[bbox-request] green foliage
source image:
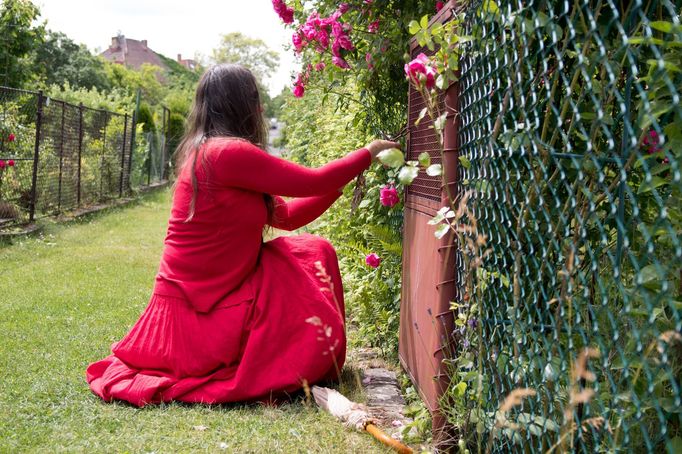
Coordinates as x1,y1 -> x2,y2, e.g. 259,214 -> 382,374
211,32 -> 279,84
280,85 -> 404,356
44,82 -> 134,112
137,103 -> 156,133
0,0 -> 43,88
33,30 -> 111,91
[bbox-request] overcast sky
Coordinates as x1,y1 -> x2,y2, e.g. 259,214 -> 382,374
35,0 -> 299,96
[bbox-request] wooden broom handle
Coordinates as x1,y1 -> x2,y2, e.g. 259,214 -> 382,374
365,423 -> 413,454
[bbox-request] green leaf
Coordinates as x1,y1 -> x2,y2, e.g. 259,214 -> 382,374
649,21 -> 674,34
452,381 -> 467,397
426,164 -> 442,176
428,212 -> 445,225
482,0 -> 499,14
639,264 -> 662,290
377,148 -> 405,168
398,165 -> 419,185
420,15 -> 429,30
435,223 -> 449,239
670,437 -> 682,454
433,113 -> 447,131
638,176 -> 668,194
646,58 -> 681,73
415,107 -> 428,126
408,20 -> 421,35
459,155 -> 471,169
418,152 -> 431,167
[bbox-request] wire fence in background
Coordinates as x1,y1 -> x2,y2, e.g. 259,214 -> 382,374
0,87 -> 169,230
445,0 -> 681,452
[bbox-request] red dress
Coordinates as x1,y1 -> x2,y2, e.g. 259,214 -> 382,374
86,138 -> 372,406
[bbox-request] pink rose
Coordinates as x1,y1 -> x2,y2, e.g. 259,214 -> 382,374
292,73 -> 306,98
292,33 -> 304,52
332,56 -> 350,69
366,52 -> 374,70
642,128 -> 662,154
7,159 -> 14,167
368,20 -> 379,33
8,133 -> 15,142
405,53 -> 437,89
335,34 -> 354,51
338,3 -> 350,14
317,30 -> 330,50
314,62 -> 326,71
436,1 -> 445,11
0,160 -> 5,169
365,253 -> 381,268
379,185 -> 400,207
272,0 -> 295,24
293,83 -> 305,98
301,23 -> 317,41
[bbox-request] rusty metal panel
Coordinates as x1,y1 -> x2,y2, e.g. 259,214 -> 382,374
399,0 -> 459,439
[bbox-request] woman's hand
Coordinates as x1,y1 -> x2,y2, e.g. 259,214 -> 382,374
365,140 -> 401,162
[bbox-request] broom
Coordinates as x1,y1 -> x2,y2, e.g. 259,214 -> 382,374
311,385 -> 413,454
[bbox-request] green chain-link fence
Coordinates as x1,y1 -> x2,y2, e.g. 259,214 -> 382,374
451,0 -> 681,451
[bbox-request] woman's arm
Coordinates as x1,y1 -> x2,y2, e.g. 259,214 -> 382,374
269,192 -> 343,231
210,140 -> 371,197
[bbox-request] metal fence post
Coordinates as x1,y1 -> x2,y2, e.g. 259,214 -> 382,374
127,111 -> 136,191
77,103 -> 83,206
57,101 -> 65,213
100,111 -> 108,200
147,132 -> 152,187
119,113 -> 128,197
28,91 -> 44,222
162,106 -> 169,180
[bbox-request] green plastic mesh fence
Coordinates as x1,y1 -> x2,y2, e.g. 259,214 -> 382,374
453,0 -> 681,451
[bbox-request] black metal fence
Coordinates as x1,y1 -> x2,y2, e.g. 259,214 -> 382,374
0,86 -> 168,229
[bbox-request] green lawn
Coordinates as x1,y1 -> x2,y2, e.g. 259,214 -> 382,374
0,189 -> 388,453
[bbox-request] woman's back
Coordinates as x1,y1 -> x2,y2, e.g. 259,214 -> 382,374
156,140 -> 268,312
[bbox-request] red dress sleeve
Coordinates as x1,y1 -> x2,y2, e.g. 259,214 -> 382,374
209,139 -> 372,197
270,192 -> 342,231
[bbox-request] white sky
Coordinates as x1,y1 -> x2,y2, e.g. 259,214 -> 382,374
35,0 -> 299,96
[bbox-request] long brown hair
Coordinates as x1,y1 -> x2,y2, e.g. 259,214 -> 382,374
174,64 -> 274,222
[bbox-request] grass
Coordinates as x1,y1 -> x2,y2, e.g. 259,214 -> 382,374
0,189 -> 390,453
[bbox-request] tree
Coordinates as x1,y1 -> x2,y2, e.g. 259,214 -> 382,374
33,30 -> 111,91
211,32 -> 279,84
0,0 -> 44,88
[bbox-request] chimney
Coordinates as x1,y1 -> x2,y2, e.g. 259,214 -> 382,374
141,40 -> 148,49
111,36 -> 119,49
177,54 -> 182,62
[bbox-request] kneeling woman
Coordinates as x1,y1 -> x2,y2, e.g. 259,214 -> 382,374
86,63 -> 397,406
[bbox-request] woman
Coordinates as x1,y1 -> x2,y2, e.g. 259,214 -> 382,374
86,64 -> 398,406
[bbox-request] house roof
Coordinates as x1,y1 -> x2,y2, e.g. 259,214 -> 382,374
101,36 -> 169,71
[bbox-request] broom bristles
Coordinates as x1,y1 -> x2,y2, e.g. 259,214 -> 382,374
311,386 -> 372,430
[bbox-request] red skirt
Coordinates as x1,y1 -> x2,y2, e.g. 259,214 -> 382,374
86,234 -> 346,406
